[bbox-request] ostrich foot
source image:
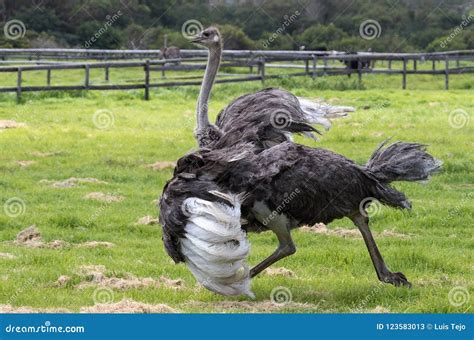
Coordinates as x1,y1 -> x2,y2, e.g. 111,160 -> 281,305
381,271 -> 412,287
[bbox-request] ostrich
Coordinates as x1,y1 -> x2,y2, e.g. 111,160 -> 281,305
158,27 -> 442,297
190,27 -> 354,149
160,139 -> 441,297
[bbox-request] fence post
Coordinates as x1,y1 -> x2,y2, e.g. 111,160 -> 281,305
312,54 -> 317,79
47,69 -> 51,86
260,58 -> 265,85
357,59 -> 362,89
413,59 -> 417,71
388,59 -> 392,70
444,57 -> 449,90
85,65 -> 90,89
17,67 -> 22,103
144,60 -> 150,100
402,58 -> 407,90
432,59 -> 436,71
105,66 -> 109,82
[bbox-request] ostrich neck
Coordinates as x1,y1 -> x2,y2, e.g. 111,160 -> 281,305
196,45 -> 221,130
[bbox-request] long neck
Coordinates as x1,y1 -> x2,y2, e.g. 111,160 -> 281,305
196,45 -> 221,130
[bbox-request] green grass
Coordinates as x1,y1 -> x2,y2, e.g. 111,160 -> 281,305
0,74 -> 473,313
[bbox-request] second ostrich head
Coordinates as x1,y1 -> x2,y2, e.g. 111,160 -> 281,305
191,27 -> 223,148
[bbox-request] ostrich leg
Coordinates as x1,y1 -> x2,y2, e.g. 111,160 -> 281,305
250,227 -> 296,278
249,203 -> 296,278
351,213 -> 411,287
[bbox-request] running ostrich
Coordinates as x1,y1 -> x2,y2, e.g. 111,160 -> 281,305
158,27 -> 442,297
189,27 -> 354,149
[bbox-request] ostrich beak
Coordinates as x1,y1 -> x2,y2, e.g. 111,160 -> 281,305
191,34 -> 204,43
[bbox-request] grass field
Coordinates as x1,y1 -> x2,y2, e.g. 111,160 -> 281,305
0,74 -> 473,313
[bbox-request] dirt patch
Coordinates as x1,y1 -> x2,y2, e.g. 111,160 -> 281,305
366,306 -> 390,313
16,160 -> 36,168
135,215 -> 159,225
0,252 -> 17,259
39,177 -> 108,188
145,161 -> 176,171
299,223 -> 360,238
299,223 -> 409,239
379,230 -> 410,238
31,151 -> 63,157
264,267 -> 295,277
159,275 -> 184,289
0,120 -> 26,129
0,305 -> 71,313
16,225 -> 41,243
14,225 -> 69,249
77,241 -> 115,248
371,131 -> 384,137
80,298 -> 177,313
55,275 -> 71,287
75,265 -> 183,290
84,192 -> 124,202
186,301 -> 320,313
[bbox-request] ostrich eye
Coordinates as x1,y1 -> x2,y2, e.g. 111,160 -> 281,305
202,32 -> 210,38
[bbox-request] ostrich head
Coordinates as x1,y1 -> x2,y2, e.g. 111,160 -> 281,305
192,27 -> 222,49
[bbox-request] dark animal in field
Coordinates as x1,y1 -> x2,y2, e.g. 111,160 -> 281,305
158,27 -> 442,297
160,46 -> 181,60
340,53 -> 372,78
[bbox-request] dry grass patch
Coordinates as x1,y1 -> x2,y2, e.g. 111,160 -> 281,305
0,120 -> 26,129
264,267 -> 295,277
84,192 -> 124,202
300,223 -> 409,239
135,215 -> 159,225
0,252 -> 17,259
80,298 -> 177,313
75,265 -> 184,290
16,160 -> 36,168
145,161 -> 176,171
14,225 -> 69,249
39,177 -> 108,188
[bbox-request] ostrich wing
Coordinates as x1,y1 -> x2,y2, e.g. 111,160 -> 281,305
215,88 -> 354,146
159,143 -> 304,297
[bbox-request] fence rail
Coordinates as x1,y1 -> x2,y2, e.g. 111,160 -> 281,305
0,49 -> 473,101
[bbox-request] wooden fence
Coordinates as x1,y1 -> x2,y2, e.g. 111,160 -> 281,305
0,49 -> 473,101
